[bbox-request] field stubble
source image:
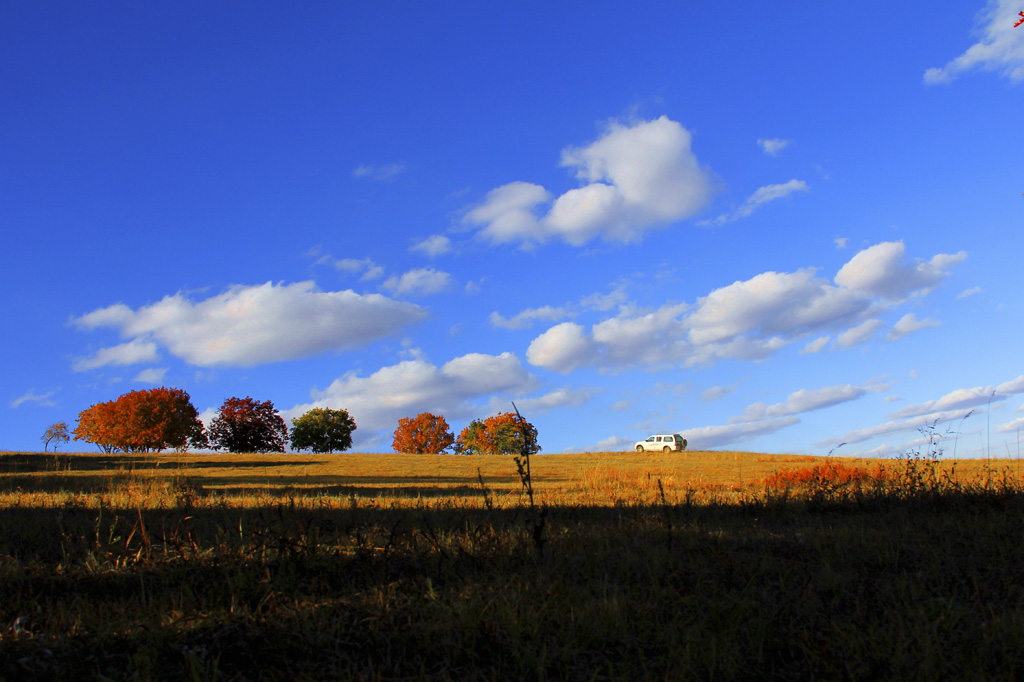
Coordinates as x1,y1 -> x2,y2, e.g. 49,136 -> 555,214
1,449 -> 1024,680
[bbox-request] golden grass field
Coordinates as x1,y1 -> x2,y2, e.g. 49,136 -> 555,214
4,449 -> 1024,680
5,448 -> 1021,509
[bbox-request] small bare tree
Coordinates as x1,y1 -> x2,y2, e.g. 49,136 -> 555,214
41,421 -> 70,452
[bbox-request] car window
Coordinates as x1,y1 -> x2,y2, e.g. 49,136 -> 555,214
646,437 -> 655,442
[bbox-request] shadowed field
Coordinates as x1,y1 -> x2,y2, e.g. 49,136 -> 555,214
2,450 -> 1024,680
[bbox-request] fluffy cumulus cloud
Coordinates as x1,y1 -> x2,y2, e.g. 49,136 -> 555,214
527,322 -> 600,374
702,179 -> 809,225
834,241 -> 966,300
381,268 -> 453,296
464,117 -> 714,246
525,241 -> 964,373
924,0 -> 1024,83
73,281 -> 428,368
287,352 -> 539,433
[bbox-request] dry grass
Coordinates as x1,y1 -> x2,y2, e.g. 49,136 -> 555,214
2,449 -> 1024,680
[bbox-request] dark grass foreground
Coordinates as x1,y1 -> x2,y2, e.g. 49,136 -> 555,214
2,465 -> 1024,680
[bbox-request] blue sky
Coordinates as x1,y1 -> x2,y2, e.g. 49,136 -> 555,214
3,1 -> 1023,456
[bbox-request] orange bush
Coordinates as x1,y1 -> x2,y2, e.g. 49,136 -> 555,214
761,461 -> 890,490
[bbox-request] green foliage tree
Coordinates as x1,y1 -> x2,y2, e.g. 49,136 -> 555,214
41,421 -> 70,452
290,407 -> 357,453
209,396 -> 288,453
392,412 -> 455,454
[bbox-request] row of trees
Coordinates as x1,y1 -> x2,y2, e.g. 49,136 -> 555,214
67,387 -> 540,455
392,411 -> 540,455
71,388 -> 356,454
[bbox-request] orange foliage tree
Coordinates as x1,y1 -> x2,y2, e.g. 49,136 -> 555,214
73,387 -> 207,453
455,412 -> 540,455
392,412 -> 455,454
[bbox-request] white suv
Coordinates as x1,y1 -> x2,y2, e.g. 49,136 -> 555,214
635,434 -> 688,452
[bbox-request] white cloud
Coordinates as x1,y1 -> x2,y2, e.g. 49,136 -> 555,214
333,258 -> 385,281
73,338 -> 160,371
886,313 -> 941,341
687,268 -> 864,346
464,182 -> 550,244
352,162 -> 407,181
820,408 -> 975,447
563,435 -> 637,453
703,179 -> 808,225
382,268 -> 453,296
527,322 -> 600,374
10,388 -> 58,409
73,281 -> 429,367
821,375 -> 1024,448
287,352 -> 539,433
580,285 -> 630,312
488,387 -> 592,414
998,416 -> 1024,434
735,384 -> 867,422
524,241 -> 965,373
757,138 -> 791,156
592,303 -> 691,367
464,117 -> 715,246
133,367 -> 168,384
887,375 -> 1024,420
701,385 -> 733,402
834,319 -> 884,349
834,237 -> 848,249
679,416 -> 801,450
410,235 -> 453,257
957,286 -> 983,300
490,306 -> 567,330
800,336 -> 831,355
834,241 -> 966,301
924,0 -> 1024,83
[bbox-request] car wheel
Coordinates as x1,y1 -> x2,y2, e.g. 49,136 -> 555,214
663,446 -> 671,452
636,445 -> 644,452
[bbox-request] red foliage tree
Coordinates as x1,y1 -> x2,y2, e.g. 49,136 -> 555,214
208,397 -> 288,453
455,412 -> 540,455
392,412 -> 455,454
73,387 -> 207,453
